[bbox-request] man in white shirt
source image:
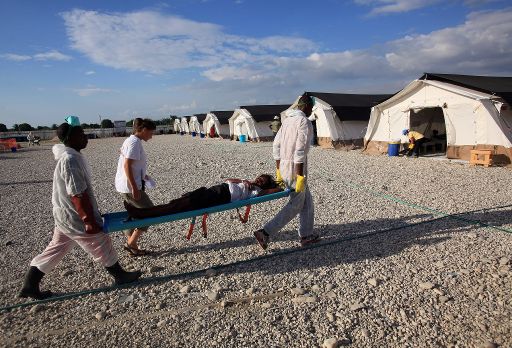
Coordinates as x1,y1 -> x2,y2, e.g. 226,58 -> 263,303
254,93 -> 319,250
19,121 -> 141,300
115,118 -> 156,256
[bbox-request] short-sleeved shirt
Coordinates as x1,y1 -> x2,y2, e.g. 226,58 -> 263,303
51,144 -> 102,235
115,135 -> 147,193
227,182 -> 261,202
407,131 -> 424,141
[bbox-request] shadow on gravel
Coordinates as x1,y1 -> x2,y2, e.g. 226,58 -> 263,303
168,206 -> 512,276
5,207 -> 512,311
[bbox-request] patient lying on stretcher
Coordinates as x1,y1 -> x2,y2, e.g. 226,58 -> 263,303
124,174 -> 282,219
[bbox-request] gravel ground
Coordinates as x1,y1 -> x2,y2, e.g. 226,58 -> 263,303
0,135 -> 511,348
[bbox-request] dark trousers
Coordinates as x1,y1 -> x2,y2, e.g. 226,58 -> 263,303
125,184 -> 231,219
407,137 -> 428,157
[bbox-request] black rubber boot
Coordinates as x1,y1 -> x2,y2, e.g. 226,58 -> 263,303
18,266 -> 53,300
105,262 -> 142,285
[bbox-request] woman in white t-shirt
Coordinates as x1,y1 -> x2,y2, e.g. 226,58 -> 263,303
123,174 -> 281,219
115,118 -> 156,256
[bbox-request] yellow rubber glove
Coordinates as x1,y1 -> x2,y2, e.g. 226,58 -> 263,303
276,168 -> 286,189
295,175 -> 306,193
276,168 -> 283,182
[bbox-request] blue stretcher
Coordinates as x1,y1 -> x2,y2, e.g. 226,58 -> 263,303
102,189 -> 292,238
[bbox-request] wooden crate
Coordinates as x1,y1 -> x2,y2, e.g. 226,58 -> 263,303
470,149 -> 493,167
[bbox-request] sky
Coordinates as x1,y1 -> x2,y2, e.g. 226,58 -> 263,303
1,0 -> 511,127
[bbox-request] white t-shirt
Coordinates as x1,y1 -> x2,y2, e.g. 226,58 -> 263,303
51,144 -> 102,235
227,182 -> 261,202
115,135 -> 147,193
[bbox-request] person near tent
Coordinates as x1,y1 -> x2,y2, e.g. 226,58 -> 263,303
115,118 -> 157,256
253,93 -> 320,250
27,131 -> 34,146
269,116 -> 282,138
209,125 -> 216,138
19,119 -> 141,300
308,114 -> 318,146
124,174 -> 281,219
403,129 -> 429,157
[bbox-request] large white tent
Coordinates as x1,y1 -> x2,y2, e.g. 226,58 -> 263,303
364,73 -> 512,164
229,105 -> 289,141
173,118 -> 182,133
203,111 -> 232,138
282,92 -> 392,148
180,117 -> 190,134
189,114 -> 207,135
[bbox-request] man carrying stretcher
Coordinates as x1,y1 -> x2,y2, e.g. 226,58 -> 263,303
124,174 -> 281,219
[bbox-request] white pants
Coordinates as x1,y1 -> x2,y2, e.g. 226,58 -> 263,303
30,227 -> 119,274
264,187 -> 314,238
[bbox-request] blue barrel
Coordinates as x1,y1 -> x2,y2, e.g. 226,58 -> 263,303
191,131 -> 196,137
388,142 -> 400,156
239,134 -> 247,142
199,132 -> 205,138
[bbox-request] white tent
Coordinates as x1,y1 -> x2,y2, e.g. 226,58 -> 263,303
229,105 -> 288,141
282,92 -> 391,149
173,118 -> 182,133
364,73 -> 512,163
180,117 -> 190,134
188,114 -> 205,135
203,111 -> 232,138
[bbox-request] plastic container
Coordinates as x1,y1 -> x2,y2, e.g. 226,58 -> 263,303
191,131 -> 196,137
239,134 -> 247,142
180,132 -> 184,136
11,147 -> 17,152
388,141 -> 400,156
199,132 -> 205,138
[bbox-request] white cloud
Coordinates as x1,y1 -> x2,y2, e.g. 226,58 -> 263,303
61,9 -> 316,74
73,87 -> 113,97
33,50 -> 72,61
0,53 -> 32,61
1,50 -> 71,62
385,9 -> 512,73
354,0 -> 442,14
60,8 -> 512,112
85,70 -> 96,75
354,0 -> 504,15
157,101 -> 198,114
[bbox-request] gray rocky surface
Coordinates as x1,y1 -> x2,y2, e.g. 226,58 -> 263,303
0,135 -> 511,347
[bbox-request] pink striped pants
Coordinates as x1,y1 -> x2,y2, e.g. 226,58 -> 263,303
30,227 -> 119,274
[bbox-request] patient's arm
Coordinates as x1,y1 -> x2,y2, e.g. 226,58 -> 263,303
257,188 -> 283,196
224,178 -> 242,183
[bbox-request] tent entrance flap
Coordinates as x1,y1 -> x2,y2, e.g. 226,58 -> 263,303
409,107 -> 447,155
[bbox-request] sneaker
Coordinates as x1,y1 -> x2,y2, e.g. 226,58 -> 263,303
253,229 -> 269,250
300,234 -> 321,247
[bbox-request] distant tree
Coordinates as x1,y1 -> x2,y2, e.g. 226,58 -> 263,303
18,123 -> 33,131
0,123 -> 7,132
159,118 -> 171,125
37,126 -> 50,130
51,124 -> 58,130
126,120 -> 133,127
90,123 -> 100,129
101,119 -> 114,128
13,124 -> 19,131
81,123 -> 90,129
